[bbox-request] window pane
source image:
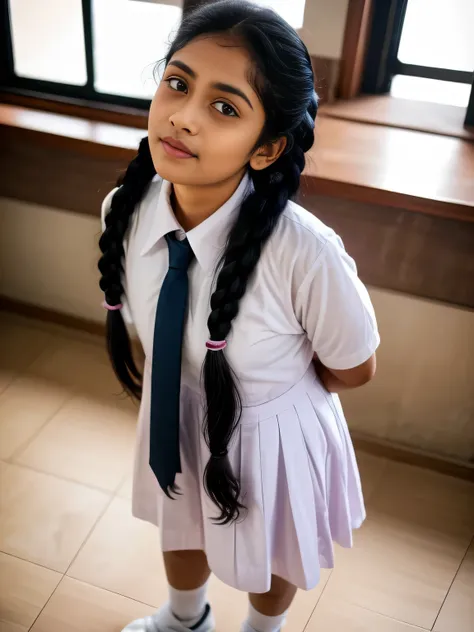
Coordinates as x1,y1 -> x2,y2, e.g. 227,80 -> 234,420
391,75 -> 472,107
398,0 -> 474,72
92,0 -> 182,99
8,0 -> 87,85
252,0 -> 306,30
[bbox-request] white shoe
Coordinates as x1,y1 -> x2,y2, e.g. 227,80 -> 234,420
122,603 -> 215,632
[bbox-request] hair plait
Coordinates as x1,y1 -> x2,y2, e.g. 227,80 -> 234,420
98,137 -> 156,398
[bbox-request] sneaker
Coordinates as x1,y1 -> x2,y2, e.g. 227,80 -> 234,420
121,603 -> 215,632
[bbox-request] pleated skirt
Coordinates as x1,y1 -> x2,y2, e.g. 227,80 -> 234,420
132,363 -> 365,593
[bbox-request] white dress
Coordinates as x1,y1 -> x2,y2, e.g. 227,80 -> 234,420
101,174 -> 380,594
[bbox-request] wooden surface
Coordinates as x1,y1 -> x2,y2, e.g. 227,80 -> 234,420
322,95 -> 474,140
299,193 -> 474,309
1,103 -> 473,221
0,127 -> 129,216
0,104 -> 143,158
305,117 -> 474,221
0,91 -> 149,129
338,0 -> 374,99
1,129 -> 473,308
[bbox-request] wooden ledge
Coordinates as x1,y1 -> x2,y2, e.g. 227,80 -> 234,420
1,103 -> 473,222
321,95 -> 474,141
305,116 -> 474,222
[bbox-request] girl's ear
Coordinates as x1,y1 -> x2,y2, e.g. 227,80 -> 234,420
250,136 -> 287,171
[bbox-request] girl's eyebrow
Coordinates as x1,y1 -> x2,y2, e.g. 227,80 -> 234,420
167,60 -> 254,110
168,60 -> 197,78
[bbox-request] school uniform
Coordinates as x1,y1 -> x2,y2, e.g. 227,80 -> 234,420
101,173 -> 380,594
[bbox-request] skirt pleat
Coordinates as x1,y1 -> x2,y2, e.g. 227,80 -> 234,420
132,364 -> 366,593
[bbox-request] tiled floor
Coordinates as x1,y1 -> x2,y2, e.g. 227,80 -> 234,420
0,311 -> 473,632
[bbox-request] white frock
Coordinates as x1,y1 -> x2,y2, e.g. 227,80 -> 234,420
101,174 -> 380,594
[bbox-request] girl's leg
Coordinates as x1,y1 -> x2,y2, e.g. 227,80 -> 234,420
163,550 -> 211,589
245,575 -> 297,632
163,550 -> 212,626
121,551 -> 213,631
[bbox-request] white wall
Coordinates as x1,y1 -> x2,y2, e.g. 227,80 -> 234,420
0,198 -> 104,323
1,197 -> 473,464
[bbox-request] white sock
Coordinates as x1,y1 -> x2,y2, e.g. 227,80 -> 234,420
241,603 -> 288,632
169,582 -> 208,627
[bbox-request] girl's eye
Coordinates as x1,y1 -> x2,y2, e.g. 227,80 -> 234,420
213,101 -> 238,117
167,78 -> 188,93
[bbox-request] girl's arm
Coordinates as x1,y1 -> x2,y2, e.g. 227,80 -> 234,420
294,232 -> 380,394
313,353 -> 376,393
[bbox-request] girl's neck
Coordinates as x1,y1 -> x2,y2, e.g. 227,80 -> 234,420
171,169 -> 246,232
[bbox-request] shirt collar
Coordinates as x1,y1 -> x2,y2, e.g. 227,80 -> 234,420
140,173 -> 251,274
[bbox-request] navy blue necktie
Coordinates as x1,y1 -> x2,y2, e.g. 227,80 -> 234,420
150,233 -> 194,495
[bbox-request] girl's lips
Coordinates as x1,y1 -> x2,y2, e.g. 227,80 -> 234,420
161,139 -> 196,159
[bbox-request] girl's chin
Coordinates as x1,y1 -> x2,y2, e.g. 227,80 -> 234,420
151,155 -> 196,180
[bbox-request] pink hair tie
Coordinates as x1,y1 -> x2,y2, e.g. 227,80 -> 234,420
102,301 -> 123,311
206,339 -> 227,351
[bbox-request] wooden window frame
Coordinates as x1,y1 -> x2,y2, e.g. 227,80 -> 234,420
338,0 -> 474,128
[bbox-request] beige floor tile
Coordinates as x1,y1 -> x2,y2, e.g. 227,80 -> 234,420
355,451 -> 388,505
0,318 -> 55,373
208,570 -> 330,632
116,470 -> 134,500
0,373 -> 13,399
68,497 -> 166,607
0,462 -> 110,572
68,495 -> 331,630
28,336 -> 137,411
0,375 -> 70,461
0,310 -> 107,349
434,541 -> 474,632
0,552 -> 61,632
323,462 -> 474,629
15,395 -> 137,492
0,318 -> 55,396
370,461 -> 474,540
30,576 -> 156,632
307,594 -> 425,631
0,371 -> 16,400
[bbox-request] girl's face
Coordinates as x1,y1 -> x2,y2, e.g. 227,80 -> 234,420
148,35 -> 275,186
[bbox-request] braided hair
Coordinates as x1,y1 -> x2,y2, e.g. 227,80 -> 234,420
98,0 -> 318,524
98,137 -> 155,399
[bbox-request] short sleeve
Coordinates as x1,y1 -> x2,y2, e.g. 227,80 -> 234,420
100,187 -> 134,326
295,235 -> 380,370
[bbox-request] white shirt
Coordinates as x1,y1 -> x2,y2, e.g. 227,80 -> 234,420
102,174 -> 379,406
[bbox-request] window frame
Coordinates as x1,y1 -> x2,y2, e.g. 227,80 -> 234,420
0,0 -> 193,112
361,0 -> 474,125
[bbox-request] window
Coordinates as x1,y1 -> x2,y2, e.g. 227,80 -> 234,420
8,0 -> 88,86
362,0 -> 474,124
1,0 -> 182,109
397,0 -> 473,74
93,0 -> 181,99
1,0 -> 306,111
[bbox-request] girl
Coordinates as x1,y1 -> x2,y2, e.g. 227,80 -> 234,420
99,2 -> 379,631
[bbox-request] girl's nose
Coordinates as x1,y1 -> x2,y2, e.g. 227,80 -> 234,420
169,105 -> 199,135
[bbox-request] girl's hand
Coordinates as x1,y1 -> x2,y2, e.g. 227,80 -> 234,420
313,353 -> 376,393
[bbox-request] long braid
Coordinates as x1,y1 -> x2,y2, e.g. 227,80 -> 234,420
203,96 -> 318,524
98,137 -> 156,399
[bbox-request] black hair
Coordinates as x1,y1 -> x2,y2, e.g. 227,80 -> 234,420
99,0 -> 318,524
